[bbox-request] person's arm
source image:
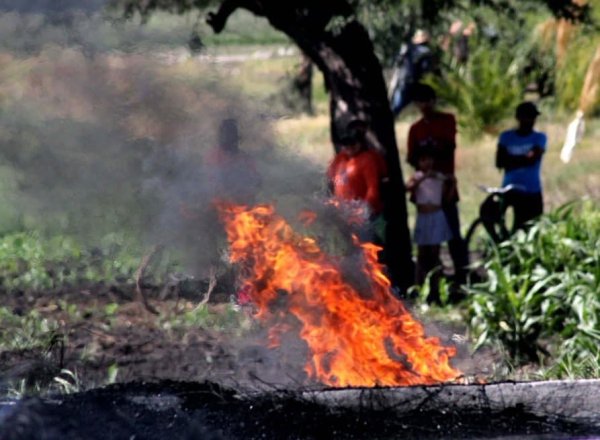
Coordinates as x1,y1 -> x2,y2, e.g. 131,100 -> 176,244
363,160 -> 383,213
433,114 -> 457,162
496,144 -> 544,170
434,141 -> 456,165
526,145 -> 544,161
326,156 -> 339,196
407,126 -> 418,168
442,174 -> 457,203
405,171 -> 425,192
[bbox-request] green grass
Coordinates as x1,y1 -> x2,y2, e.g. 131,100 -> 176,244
0,231 -> 150,291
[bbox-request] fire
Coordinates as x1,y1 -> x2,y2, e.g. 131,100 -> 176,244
217,202 -> 461,387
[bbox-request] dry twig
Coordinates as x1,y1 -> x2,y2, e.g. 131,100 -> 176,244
134,245 -> 163,315
198,265 -> 217,306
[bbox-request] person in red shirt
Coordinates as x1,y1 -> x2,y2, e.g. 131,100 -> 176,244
407,83 -> 467,287
327,130 -> 387,216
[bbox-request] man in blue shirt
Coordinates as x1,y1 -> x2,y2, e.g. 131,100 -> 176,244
496,101 -> 547,230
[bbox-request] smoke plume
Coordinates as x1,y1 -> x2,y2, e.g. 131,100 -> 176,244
0,42 -> 324,279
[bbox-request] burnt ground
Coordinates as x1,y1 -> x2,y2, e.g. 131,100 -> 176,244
0,281 -> 316,395
2,283 -> 599,439
2,379 -> 600,439
0,280 -> 501,396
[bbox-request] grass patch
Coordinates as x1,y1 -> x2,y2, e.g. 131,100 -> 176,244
0,231 -> 149,292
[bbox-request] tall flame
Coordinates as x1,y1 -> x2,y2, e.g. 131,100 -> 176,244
217,202 -> 461,387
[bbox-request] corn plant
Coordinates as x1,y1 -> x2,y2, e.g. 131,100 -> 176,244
465,200 -> 600,366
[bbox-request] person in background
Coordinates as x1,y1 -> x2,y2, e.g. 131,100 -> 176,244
406,145 -> 456,303
327,123 -> 387,242
328,132 -> 386,215
203,118 -> 262,204
389,30 -> 440,117
496,102 -> 547,230
193,118 -> 263,306
441,20 -> 476,65
407,83 -> 468,286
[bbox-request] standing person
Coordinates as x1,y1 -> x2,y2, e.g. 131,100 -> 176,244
406,146 -> 455,303
389,30 -> 439,117
327,125 -> 387,241
203,118 -> 262,204
496,102 -> 547,230
407,83 -> 468,285
197,118 -> 262,306
441,20 -> 476,65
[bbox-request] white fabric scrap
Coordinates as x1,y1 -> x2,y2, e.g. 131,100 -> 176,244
560,110 -> 585,163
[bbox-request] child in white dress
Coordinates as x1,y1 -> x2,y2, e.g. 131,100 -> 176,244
406,146 -> 455,300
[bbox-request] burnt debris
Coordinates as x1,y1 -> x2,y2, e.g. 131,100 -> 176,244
1,379 -> 600,439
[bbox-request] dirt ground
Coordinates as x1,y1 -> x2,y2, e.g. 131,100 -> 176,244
0,283 -> 271,393
0,280 -> 499,396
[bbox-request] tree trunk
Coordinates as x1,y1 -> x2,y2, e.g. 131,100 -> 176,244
208,1 -> 414,291
292,51 -> 314,115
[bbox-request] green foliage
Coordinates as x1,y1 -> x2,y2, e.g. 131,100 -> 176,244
466,200 -> 600,366
106,363 -> 119,384
161,303 -> 253,334
0,307 -> 59,351
555,32 -> 600,113
427,41 -> 525,136
358,0 -> 586,66
0,231 -> 155,291
542,351 -> 600,379
409,268 -> 453,305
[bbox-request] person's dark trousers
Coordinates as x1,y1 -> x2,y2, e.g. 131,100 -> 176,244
443,202 -> 469,284
391,84 -> 413,116
505,191 -> 544,231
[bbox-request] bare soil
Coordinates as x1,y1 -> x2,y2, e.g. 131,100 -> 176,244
0,283 -> 272,393
0,279 -> 501,396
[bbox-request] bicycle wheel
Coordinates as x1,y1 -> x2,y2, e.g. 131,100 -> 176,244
465,218 -> 495,265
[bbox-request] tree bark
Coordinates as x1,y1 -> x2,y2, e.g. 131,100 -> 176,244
293,51 -> 314,115
208,0 -> 414,291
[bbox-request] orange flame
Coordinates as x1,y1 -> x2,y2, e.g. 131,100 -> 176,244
217,202 -> 461,387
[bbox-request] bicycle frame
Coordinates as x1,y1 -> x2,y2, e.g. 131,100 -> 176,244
466,185 -> 522,260
479,192 -> 511,243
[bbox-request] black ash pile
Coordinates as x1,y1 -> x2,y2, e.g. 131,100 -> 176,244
2,380 -> 600,439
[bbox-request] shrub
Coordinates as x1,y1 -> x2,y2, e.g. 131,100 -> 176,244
466,200 -> 600,366
426,41 -> 527,137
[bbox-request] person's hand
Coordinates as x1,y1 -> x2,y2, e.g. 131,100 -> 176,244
449,20 -> 463,35
413,171 -> 426,183
526,146 -> 543,160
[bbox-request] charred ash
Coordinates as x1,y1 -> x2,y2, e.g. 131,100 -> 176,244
2,379 -> 600,439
